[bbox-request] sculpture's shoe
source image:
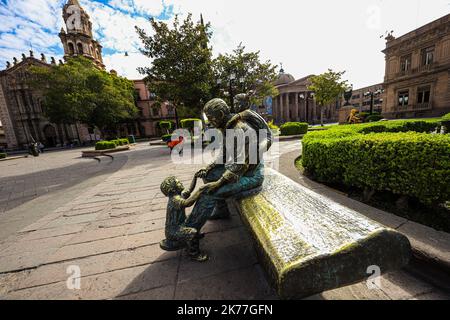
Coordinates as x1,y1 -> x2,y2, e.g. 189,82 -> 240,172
159,239 -> 186,252
188,251 -> 209,263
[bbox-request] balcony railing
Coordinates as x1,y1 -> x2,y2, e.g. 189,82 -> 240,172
393,102 -> 432,112
394,62 -> 437,78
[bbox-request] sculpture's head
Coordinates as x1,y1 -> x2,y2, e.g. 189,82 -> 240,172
204,98 -> 231,129
160,176 -> 184,197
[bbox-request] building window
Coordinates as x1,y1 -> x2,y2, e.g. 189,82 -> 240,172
398,90 -> 409,107
68,42 -> 75,55
77,43 -> 84,54
400,54 -> 411,72
167,106 -> 175,116
421,46 -> 434,66
417,86 -> 431,104
152,107 -> 159,117
135,89 -> 142,101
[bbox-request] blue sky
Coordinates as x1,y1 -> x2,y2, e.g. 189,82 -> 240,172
1,0 -> 450,87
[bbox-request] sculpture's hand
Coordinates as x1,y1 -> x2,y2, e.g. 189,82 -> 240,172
225,114 -> 241,129
200,181 -> 222,194
181,190 -> 191,199
196,168 -> 209,179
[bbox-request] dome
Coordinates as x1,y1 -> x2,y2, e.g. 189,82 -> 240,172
274,69 -> 295,86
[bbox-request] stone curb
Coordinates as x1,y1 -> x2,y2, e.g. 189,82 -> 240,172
81,146 -> 131,158
149,140 -> 167,146
277,134 -> 304,141
0,155 -> 29,162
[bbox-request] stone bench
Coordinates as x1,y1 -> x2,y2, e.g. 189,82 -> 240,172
227,169 -> 411,299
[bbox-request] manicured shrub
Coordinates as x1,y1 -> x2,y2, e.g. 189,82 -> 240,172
158,121 -> 175,135
442,113 -> 450,122
302,122 -> 450,205
0,153 -> 6,159
95,141 -> 116,150
280,122 -> 308,136
181,119 -> 202,132
365,115 -> 383,122
162,134 -> 172,143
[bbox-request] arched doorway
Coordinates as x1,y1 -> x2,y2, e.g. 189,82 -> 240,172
43,125 -> 57,147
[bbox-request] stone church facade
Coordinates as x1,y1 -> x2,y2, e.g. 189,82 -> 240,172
0,0 -> 105,150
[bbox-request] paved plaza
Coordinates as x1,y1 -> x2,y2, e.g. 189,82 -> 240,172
0,142 -> 448,300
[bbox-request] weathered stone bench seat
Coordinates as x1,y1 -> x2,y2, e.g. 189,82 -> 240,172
228,169 -> 411,299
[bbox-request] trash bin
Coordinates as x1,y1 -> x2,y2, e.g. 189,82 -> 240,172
128,135 -> 136,144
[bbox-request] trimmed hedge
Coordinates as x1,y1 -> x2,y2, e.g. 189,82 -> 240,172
159,121 -> 175,134
181,119 -> 202,131
302,120 -> 450,205
442,113 -> 450,122
365,115 -> 383,123
111,138 -> 129,146
280,122 -> 308,136
0,153 -> 6,159
95,141 -> 117,150
162,134 -> 172,143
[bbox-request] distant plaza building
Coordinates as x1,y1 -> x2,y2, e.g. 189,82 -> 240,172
133,79 -> 177,137
349,83 -> 384,113
272,68 -> 340,125
382,14 -> 450,119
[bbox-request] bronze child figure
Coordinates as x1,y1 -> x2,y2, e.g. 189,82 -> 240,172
159,175 -> 209,262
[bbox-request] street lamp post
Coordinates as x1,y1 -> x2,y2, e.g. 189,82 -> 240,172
218,73 -> 245,107
299,92 -> 315,124
364,88 -> 384,115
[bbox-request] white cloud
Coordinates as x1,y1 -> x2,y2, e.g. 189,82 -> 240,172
164,0 -> 450,88
103,51 -> 151,79
1,0 -> 450,87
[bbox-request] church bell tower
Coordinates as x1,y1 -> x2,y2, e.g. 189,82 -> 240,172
59,0 -> 105,69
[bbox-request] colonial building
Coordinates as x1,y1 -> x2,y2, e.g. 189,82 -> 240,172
272,68 -> 340,124
133,79 -> 177,138
0,0 -> 178,149
0,52 -> 92,149
0,0 -> 108,150
382,14 -> 450,118
349,83 -> 384,113
0,121 -> 6,148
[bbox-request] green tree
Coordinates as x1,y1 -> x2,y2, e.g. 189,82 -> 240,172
308,69 -> 349,126
136,14 -> 214,119
29,57 -> 137,139
213,43 -> 278,107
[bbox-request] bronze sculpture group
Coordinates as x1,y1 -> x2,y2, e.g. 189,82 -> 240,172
160,94 -> 272,262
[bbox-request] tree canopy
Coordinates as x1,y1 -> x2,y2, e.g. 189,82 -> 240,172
213,43 -> 278,107
29,57 -> 137,138
308,69 -> 349,125
136,14 -> 214,119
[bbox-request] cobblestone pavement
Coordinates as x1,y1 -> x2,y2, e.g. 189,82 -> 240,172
0,141 -> 448,300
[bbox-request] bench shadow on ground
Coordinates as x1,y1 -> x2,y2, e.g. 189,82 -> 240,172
0,156 -> 128,212
115,212 -> 278,300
